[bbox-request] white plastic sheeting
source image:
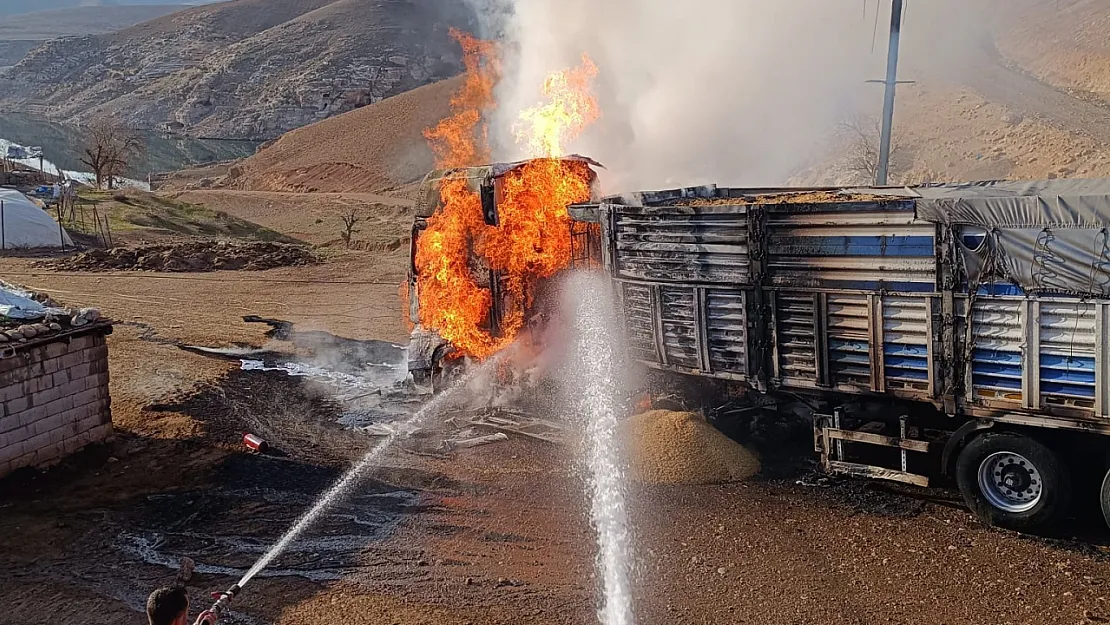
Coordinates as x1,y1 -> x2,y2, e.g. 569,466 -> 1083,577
0,189 -> 72,248
0,280 -> 67,320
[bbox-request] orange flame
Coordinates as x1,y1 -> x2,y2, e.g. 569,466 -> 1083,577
514,54 -> 601,158
416,35 -> 600,359
423,29 -> 501,168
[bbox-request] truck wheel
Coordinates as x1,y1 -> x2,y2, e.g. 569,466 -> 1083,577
1099,467 -> 1110,531
956,432 -> 1071,530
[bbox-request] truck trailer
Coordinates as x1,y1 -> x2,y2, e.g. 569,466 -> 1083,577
567,178 -> 1110,531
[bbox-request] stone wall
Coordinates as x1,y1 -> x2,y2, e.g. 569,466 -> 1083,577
0,324 -> 113,477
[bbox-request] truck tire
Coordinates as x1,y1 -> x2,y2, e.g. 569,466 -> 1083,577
1099,467 -> 1110,531
956,432 -> 1071,530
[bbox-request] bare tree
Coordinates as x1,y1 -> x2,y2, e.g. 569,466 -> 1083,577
80,121 -> 144,189
339,209 -> 363,249
839,116 -> 908,185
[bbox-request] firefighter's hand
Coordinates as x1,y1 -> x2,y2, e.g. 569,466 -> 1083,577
193,609 -> 219,625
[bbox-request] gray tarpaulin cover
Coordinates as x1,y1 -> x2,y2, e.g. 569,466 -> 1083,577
914,178 -> 1110,296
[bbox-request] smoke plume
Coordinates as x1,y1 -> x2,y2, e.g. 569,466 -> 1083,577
477,0 -> 998,191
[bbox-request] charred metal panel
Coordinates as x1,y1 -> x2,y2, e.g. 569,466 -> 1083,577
826,293 -> 872,389
706,288 -> 748,375
611,205 -> 750,284
620,282 -> 659,363
882,296 -> 932,395
764,202 -> 935,292
774,291 -> 818,383
569,221 -> 602,270
660,286 -> 700,370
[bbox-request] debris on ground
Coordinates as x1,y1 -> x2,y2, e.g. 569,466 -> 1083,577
623,410 -> 760,485
176,557 -> 195,584
39,240 -> 317,273
451,409 -> 566,445
445,432 -> 509,450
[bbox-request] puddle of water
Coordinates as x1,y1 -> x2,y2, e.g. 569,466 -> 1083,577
118,454 -> 421,583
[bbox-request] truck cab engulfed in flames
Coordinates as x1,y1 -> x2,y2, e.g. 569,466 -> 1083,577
406,156 -> 602,387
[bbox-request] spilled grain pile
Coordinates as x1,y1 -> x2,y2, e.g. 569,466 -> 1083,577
622,410 -> 760,485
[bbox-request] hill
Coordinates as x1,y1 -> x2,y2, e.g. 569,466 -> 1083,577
0,6 -> 190,40
995,0 -> 1110,103
0,0 -> 474,139
224,76 -> 461,194
0,0 -> 219,17
0,5 -> 193,66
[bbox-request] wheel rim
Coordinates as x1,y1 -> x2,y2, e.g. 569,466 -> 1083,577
977,451 -> 1044,513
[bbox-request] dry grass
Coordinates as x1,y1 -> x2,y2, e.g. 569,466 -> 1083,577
70,189 -> 298,246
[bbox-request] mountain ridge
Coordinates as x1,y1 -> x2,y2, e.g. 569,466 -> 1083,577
0,0 -> 474,139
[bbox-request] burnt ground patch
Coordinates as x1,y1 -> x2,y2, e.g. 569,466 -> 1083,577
149,367 -> 367,466
120,452 -> 422,583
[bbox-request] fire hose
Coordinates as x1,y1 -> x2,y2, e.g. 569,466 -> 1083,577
192,584 -> 240,625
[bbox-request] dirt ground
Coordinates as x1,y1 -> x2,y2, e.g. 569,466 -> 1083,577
3,219 -> 1110,625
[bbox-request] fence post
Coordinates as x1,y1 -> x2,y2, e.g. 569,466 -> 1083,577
56,203 -> 65,251
1,200 -> 5,251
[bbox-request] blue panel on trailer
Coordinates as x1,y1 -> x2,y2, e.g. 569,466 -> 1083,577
884,344 -> 928,357
1039,354 -> 1096,390
818,280 -> 936,292
972,361 -> 1024,379
1041,354 -> 1095,372
972,348 -> 1023,365
887,367 -> 930,381
976,282 -> 1025,296
973,375 -> 1023,390
885,355 -> 928,369
1042,382 -> 1096,398
769,235 -> 935,257
1040,369 -> 1097,385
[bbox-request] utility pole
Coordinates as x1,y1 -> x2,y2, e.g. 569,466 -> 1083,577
876,0 -> 904,186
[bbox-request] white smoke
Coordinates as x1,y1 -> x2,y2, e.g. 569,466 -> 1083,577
480,0 -> 998,191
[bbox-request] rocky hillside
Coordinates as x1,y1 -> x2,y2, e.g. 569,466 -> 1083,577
167,76 -> 461,194
0,0 -> 223,19
0,5 -> 192,67
0,0 -> 474,139
0,6 -> 189,40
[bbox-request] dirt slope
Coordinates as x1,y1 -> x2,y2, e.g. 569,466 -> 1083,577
0,0 -> 473,139
801,0 -> 1110,187
995,0 -> 1110,103
227,76 -> 461,194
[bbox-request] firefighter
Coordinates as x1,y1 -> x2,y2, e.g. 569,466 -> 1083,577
146,586 -> 189,625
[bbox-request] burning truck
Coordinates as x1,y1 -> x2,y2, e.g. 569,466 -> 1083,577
406,156 -> 602,388
407,143 -> 1110,533
401,28 -> 1110,533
